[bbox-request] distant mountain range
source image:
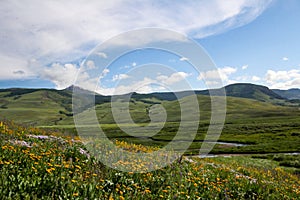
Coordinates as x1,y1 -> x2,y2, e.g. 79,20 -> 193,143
148,83 -> 288,102
1,83 -> 300,126
1,83 -> 299,103
272,88 -> 300,100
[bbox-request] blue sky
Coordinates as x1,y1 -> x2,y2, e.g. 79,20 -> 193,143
0,0 -> 299,94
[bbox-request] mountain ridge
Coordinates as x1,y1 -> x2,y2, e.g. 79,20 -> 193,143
1,83 -> 298,102
1,83 -> 299,126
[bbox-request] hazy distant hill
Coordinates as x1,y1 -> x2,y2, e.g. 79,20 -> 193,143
149,83 -> 287,103
272,88 -> 300,100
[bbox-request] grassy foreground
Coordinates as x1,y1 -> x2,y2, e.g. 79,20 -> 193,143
0,121 -> 299,199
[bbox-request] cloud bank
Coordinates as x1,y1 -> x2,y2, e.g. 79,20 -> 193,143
0,0 -> 272,89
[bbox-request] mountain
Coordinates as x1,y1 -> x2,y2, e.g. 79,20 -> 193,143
223,83 -> 286,101
272,88 -> 300,100
0,83 -> 298,126
147,83 -> 287,103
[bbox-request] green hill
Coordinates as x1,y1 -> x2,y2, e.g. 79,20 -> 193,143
1,85 -> 300,154
0,84 -> 299,126
0,88 -> 73,125
224,83 -> 285,101
141,83 -> 291,104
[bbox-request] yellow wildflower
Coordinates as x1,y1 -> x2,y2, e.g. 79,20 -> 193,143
73,193 -> 79,197
145,189 -> 151,194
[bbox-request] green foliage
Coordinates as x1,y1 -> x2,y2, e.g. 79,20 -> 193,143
0,122 -> 299,199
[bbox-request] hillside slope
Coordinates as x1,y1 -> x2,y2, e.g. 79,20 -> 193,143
0,88 -> 72,125
1,84 -> 299,126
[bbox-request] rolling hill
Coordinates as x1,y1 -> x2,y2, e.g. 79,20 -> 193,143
0,83 -> 299,126
138,83 -> 291,104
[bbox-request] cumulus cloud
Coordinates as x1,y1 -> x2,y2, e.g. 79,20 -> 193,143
179,57 -> 189,61
265,69 -> 300,89
112,74 -> 130,82
282,57 -> 289,61
157,72 -> 190,85
96,52 -> 108,59
242,65 -> 248,70
95,71 -> 191,95
102,69 -> 110,76
86,60 -> 96,69
198,67 -> 237,85
97,77 -> 155,95
252,76 -> 261,81
0,0 -> 272,89
40,63 -> 79,89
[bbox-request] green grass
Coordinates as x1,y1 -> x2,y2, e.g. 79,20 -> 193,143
0,121 -> 299,199
2,88 -> 300,155
0,90 -> 71,126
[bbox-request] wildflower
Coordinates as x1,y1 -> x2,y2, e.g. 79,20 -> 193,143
119,196 -> 125,200
46,168 -> 55,174
162,190 -> 168,193
4,161 -> 10,165
75,165 -> 81,169
71,179 -> 77,183
73,193 -> 79,197
145,189 -> 151,194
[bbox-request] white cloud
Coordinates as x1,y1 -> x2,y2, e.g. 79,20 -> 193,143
198,66 -> 237,82
97,77 -> 155,95
96,72 -> 192,95
102,69 -> 110,76
99,68 -> 110,80
96,52 -> 108,59
86,60 -> 96,69
282,57 -> 289,61
265,69 -> 300,89
179,57 -> 189,61
0,55 -> 34,80
252,76 -> 261,81
40,63 -> 79,89
132,62 -> 137,67
157,72 -> 190,85
242,65 -> 248,70
112,74 -> 130,82
0,0 -> 271,84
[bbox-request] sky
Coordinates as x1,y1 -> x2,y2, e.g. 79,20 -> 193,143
0,0 -> 300,94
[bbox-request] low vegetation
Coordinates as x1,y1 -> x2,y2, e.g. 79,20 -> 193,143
0,121 -> 299,199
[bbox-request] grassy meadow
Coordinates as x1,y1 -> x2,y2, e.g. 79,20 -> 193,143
0,121 -> 299,199
1,86 -> 300,199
